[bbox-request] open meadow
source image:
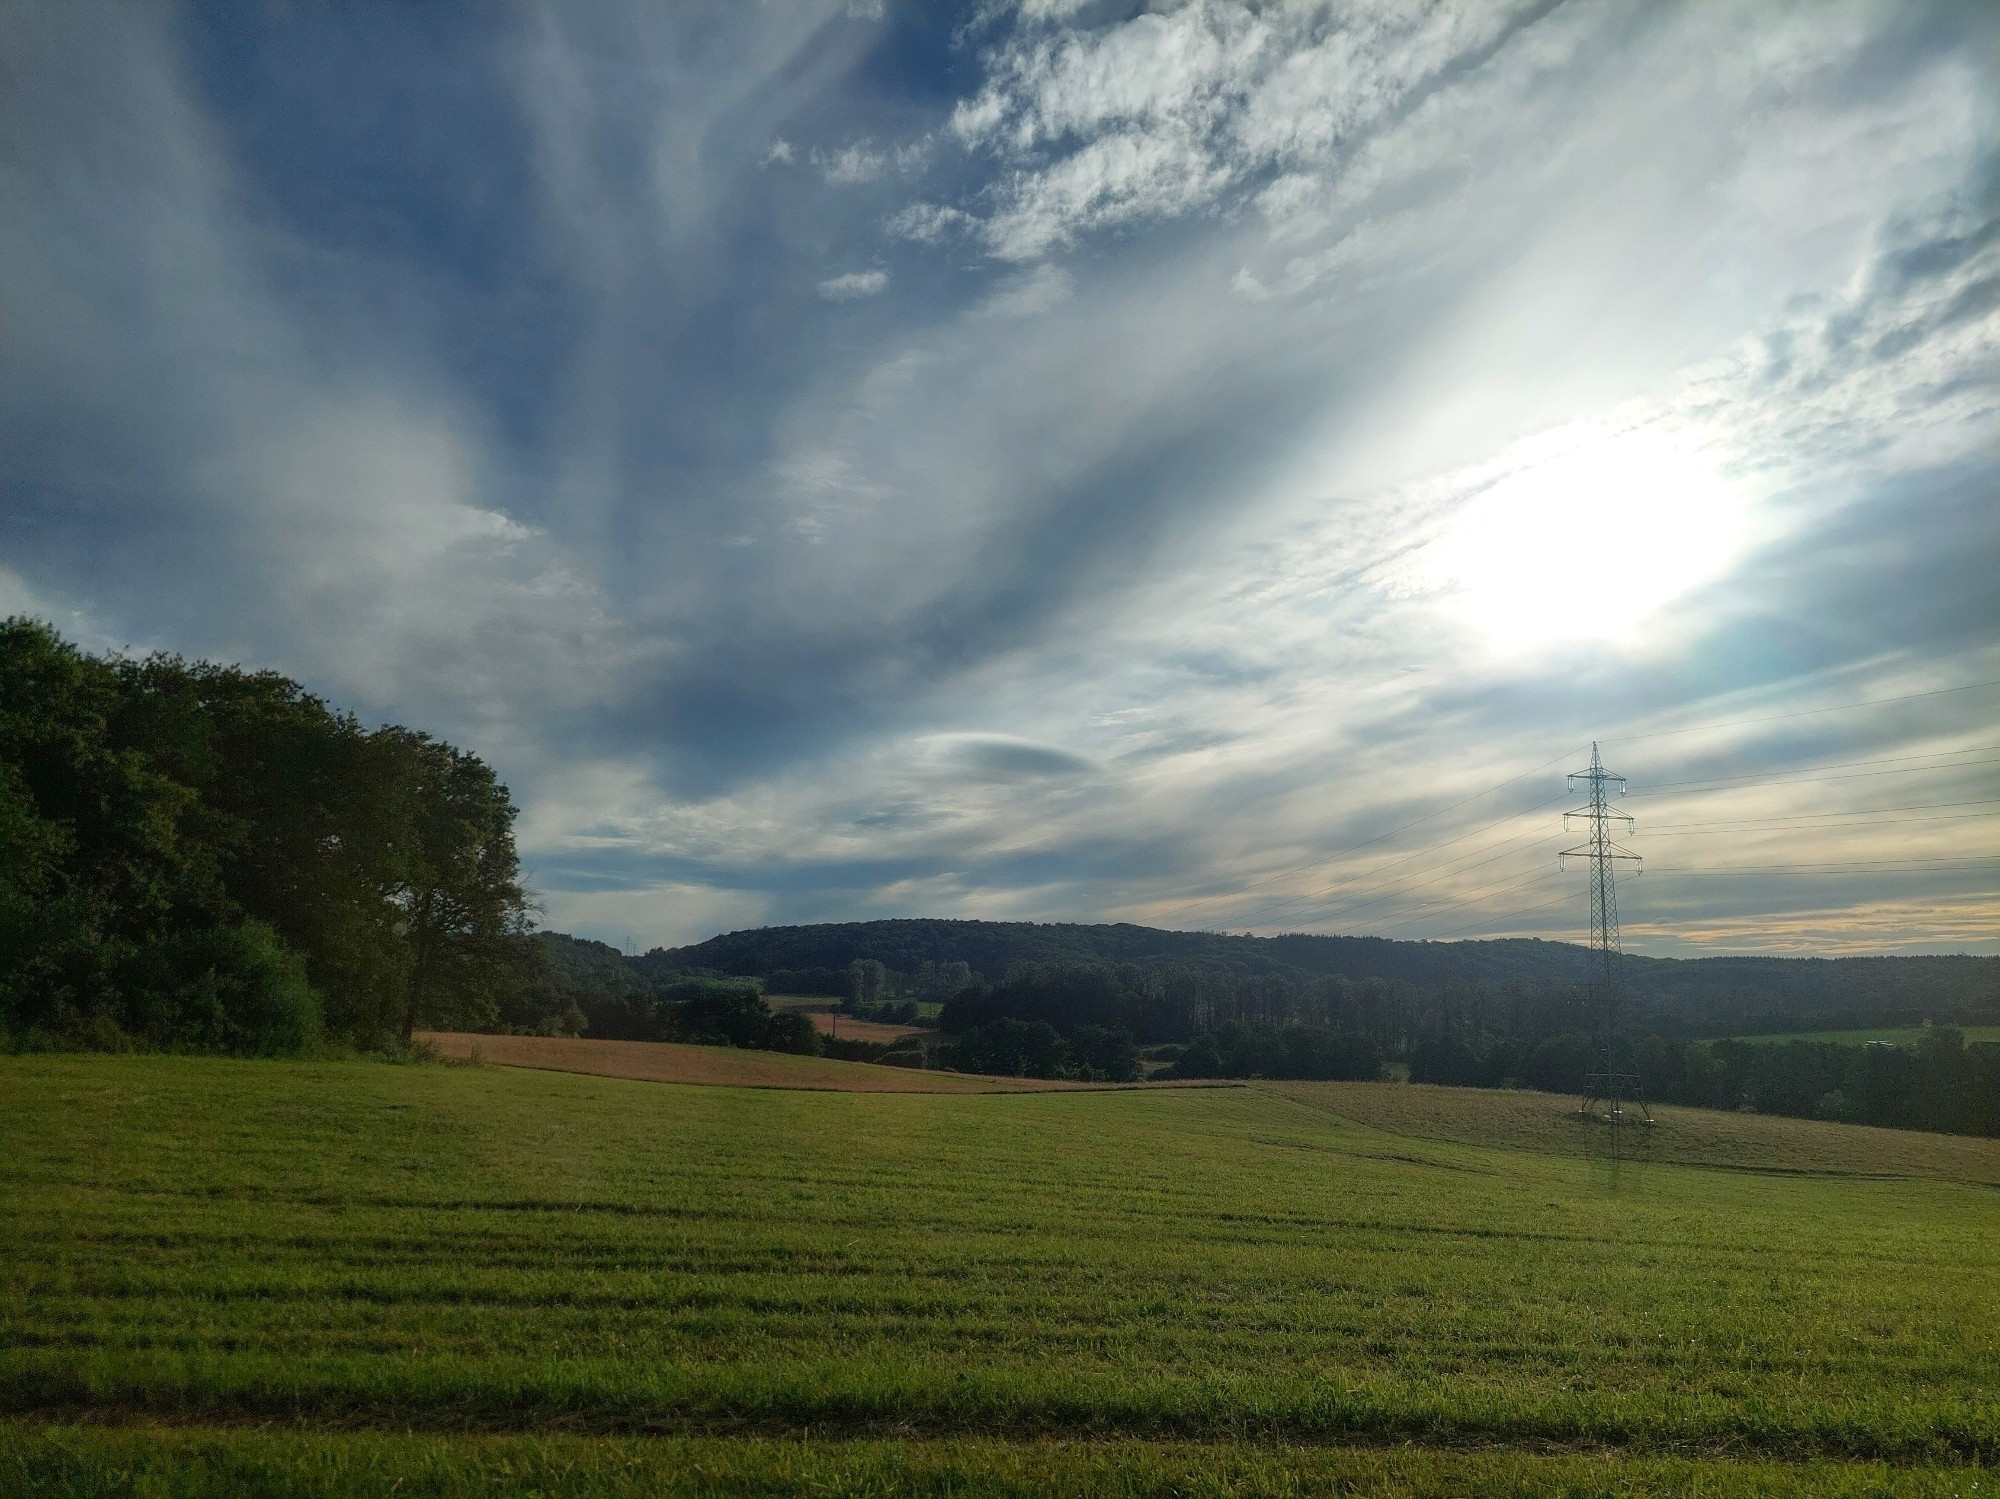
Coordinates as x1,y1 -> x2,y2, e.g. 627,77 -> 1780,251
413,1031 -> 1066,1092
3,1053 -> 1997,1496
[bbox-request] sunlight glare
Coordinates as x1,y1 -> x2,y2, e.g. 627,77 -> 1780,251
1432,427 -> 1745,649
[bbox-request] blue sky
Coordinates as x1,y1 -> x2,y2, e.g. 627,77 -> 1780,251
4,1 -> 1996,956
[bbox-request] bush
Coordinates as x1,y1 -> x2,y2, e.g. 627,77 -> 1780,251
763,1009 -> 823,1056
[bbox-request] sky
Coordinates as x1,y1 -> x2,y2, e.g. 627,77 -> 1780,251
3,0 -> 1996,958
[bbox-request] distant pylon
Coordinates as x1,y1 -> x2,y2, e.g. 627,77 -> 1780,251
1560,743 -> 1652,1128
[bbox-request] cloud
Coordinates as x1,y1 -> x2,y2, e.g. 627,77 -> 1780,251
3,1 -> 1995,953
885,201 -> 972,243
943,2 -> 1533,259
928,733 -> 1103,781
818,269 -> 890,300
970,263 -> 1073,319
813,139 -> 928,185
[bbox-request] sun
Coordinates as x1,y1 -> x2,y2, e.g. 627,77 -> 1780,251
1430,426 -> 1747,649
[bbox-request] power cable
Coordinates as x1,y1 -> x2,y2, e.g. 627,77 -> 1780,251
1628,745 -> 2000,792
1644,797 -> 2000,829
1603,678 -> 2000,745
1639,810 -> 2000,836
1152,744 -> 1587,923
1369,865 -> 1569,935
1648,855 -> 2000,874
1163,678 -> 1999,931
1627,757 -> 2000,797
1235,815 -> 1568,932
1426,888 -> 1578,940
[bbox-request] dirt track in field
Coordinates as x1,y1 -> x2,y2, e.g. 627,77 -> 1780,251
417,1032 -> 1089,1093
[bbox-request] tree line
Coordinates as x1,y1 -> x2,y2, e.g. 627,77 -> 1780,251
0,621 -> 540,1053
919,957 -> 1993,1132
1410,1024 -> 1998,1136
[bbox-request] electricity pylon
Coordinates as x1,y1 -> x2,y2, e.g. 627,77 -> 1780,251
1561,743 -> 1652,1127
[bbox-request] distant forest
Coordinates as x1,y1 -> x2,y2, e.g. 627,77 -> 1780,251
645,918 -> 1998,1035
6,618 -> 1993,1132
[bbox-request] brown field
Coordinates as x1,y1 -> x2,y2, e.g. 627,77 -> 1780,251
806,1011 -> 927,1043
1266,1080 -> 2000,1183
417,1032 -> 1089,1093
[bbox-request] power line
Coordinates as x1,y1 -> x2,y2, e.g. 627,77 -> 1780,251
1604,677 -> 2000,745
1153,745 -> 1587,923
1168,677 -> 1999,934
1648,855 -> 2000,873
1637,810 -> 2000,836
1248,753 -> 1994,933
1644,797 -> 2000,829
1627,756 -> 2000,797
1370,865 -> 1568,934
1628,744 -> 2000,792
1427,888 -> 1577,940
1230,790 -> 1573,929
1245,822 -> 1566,932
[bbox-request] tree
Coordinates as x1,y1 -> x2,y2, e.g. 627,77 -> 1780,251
375,730 -> 534,1043
848,958 -> 887,1007
0,619 -> 542,1055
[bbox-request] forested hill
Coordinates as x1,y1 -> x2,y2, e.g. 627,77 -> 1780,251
616,919 -> 1998,1032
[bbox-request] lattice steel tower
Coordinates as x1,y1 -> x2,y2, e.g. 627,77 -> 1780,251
1561,743 -> 1652,1125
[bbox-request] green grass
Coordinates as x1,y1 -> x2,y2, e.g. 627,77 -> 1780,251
2,1056 -> 1996,1495
6,1427 -> 1995,1497
1722,1026 -> 2000,1046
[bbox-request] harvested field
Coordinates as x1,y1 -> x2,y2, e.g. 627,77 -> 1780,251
1266,1080 -> 2000,1184
416,1031 -> 1076,1092
807,1011 -> 927,1043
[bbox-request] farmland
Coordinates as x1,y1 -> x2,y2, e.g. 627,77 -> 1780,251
3,1055 -> 1997,1496
414,1031 -> 1063,1092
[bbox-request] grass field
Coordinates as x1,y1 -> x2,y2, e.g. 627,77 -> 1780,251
1272,1080 -> 2000,1182
1723,1025 -> 2000,1047
2,1055 -> 1996,1495
414,1031 -> 1063,1091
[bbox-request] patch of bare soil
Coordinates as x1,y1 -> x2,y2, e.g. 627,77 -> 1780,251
806,1012 -> 926,1043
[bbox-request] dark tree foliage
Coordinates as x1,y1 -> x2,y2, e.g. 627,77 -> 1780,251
560,970 -> 820,1056
1163,1022 -> 1382,1082
944,1018 -> 1141,1082
0,619 -> 541,1054
1681,1030 -> 1997,1136
1405,1023 -> 1998,1137
639,918 -> 1997,1032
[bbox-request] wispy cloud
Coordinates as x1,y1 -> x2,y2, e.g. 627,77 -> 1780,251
818,269 -> 890,300
3,0 -> 1994,954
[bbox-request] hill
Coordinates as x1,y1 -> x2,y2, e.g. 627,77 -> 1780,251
616,918 -> 1997,1032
